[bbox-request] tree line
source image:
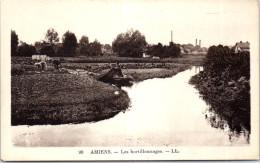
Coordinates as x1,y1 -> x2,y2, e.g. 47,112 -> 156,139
11,29 -> 105,57
11,28 -> 181,58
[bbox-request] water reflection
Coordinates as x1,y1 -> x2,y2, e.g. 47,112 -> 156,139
201,95 -> 250,136
204,108 -> 250,144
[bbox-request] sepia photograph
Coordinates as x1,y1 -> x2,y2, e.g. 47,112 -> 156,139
1,0 -> 259,161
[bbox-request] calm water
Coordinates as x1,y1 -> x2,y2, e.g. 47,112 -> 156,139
12,67 -> 249,146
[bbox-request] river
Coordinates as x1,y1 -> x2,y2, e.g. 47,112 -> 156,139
12,66 -> 249,146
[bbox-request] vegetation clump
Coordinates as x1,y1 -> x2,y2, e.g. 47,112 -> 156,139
190,45 -> 250,133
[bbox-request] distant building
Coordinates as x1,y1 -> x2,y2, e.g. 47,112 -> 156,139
141,50 -> 150,58
198,47 -> 208,52
192,45 -> 201,53
233,41 -> 250,53
182,44 -> 195,50
192,51 -> 198,54
32,55 -> 51,61
142,53 -> 150,58
152,56 -> 160,59
184,48 -> 191,54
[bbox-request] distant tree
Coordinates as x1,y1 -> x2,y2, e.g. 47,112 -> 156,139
165,42 -> 181,58
79,39 -> 102,56
34,40 -> 46,54
40,46 -> 55,56
79,44 -> 88,55
104,44 -> 111,49
34,41 -> 42,47
147,43 -> 164,57
103,44 -> 112,53
147,42 -> 180,58
112,29 -> 147,57
17,42 -> 37,57
11,30 -> 19,56
79,35 -> 89,45
45,28 -> 59,45
62,31 -> 77,56
56,46 -> 64,57
89,39 -> 102,56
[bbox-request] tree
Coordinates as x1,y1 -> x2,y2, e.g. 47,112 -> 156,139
62,31 -> 77,56
40,46 -> 55,56
34,40 -> 46,54
147,43 -> 163,57
45,28 -> 59,45
79,45 -> 88,55
56,46 -> 64,57
11,30 -> 19,56
89,39 -> 102,56
34,41 -> 42,47
103,44 -> 112,54
79,35 -> 89,45
79,39 -> 102,56
164,42 -> 181,58
17,42 -> 37,57
104,44 -> 111,49
147,42 -> 180,58
112,29 -> 147,57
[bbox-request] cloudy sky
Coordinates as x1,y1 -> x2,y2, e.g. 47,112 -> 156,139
3,0 -> 258,47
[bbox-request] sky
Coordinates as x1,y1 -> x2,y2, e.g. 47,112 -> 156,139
3,0 -> 259,47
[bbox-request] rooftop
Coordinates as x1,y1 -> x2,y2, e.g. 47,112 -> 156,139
236,41 -> 250,50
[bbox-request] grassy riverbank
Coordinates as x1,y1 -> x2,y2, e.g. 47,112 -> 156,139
11,55 -> 203,125
12,73 -> 130,125
99,64 -> 190,82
